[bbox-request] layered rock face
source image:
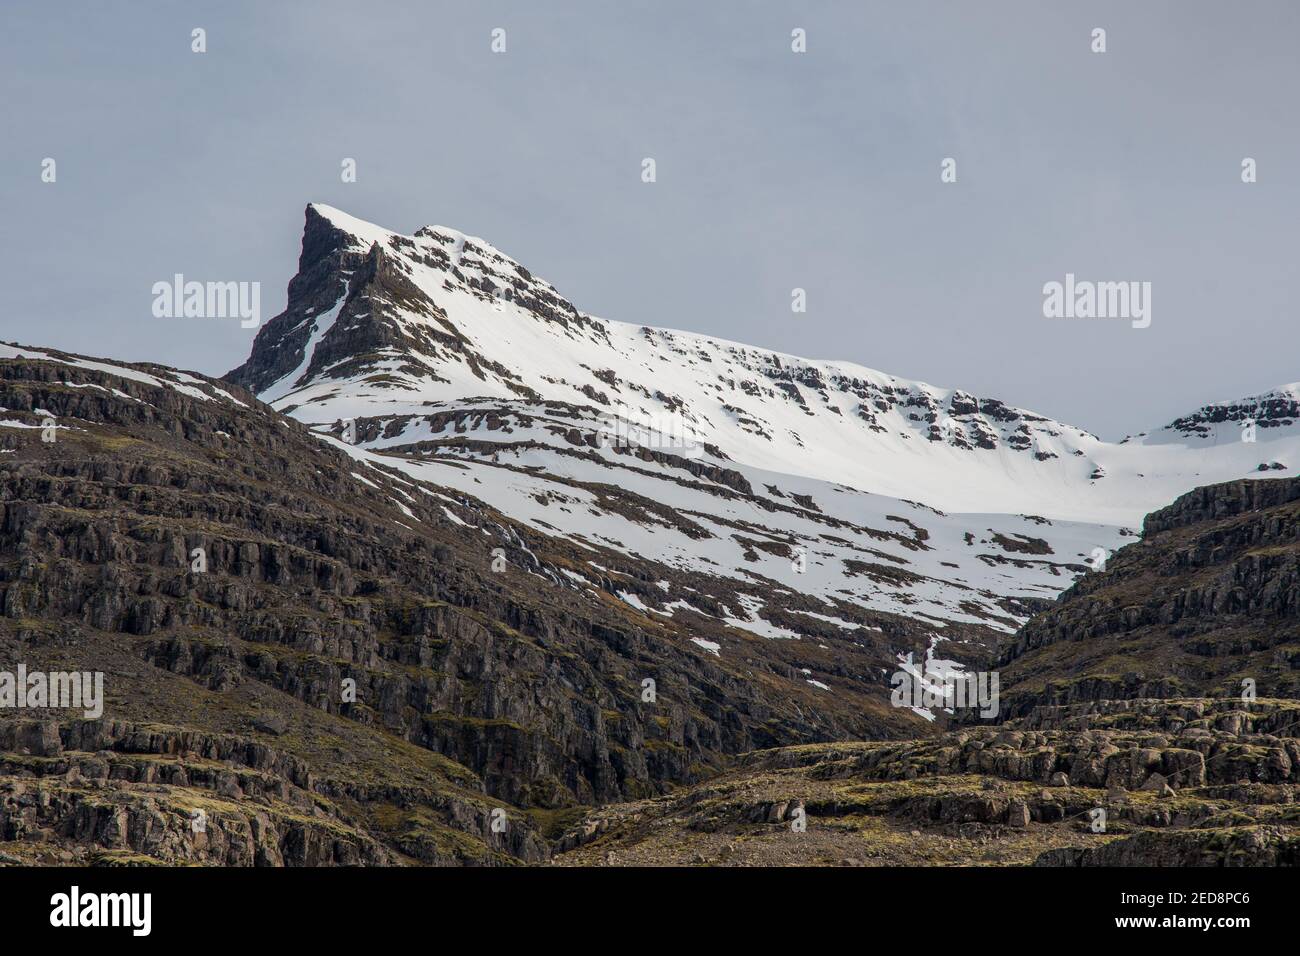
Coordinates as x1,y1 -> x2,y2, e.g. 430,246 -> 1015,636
549,699 -> 1300,867
996,475 -> 1300,718
1,343 -> 920,865
3,356 -> 1298,866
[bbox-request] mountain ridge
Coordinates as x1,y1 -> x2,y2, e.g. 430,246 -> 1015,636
228,203 -> 1299,525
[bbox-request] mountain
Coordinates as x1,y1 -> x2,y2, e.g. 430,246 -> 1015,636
4,339 -> 1294,867
230,205 -> 1299,525
224,204 -> 1300,687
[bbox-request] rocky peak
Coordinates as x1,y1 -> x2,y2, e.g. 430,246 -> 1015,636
1154,385 -> 1300,443
225,204 -> 603,408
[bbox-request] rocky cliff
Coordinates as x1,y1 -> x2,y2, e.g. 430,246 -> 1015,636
996,475 -> 1300,717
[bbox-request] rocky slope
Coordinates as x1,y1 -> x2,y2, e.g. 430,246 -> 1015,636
548,475 -> 1300,866
6,344 -> 1294,866
550,698 -> 1300,867
0,341 -> 939,865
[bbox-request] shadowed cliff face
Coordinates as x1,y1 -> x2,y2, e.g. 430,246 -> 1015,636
0,342 -> 926,865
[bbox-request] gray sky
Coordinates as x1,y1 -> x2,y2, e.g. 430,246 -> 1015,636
3,0 -> 1298,438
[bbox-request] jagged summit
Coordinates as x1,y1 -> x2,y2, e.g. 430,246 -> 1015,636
309,202 -> 519,267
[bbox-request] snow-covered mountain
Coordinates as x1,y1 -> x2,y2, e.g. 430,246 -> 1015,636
224,204 -> 1300,654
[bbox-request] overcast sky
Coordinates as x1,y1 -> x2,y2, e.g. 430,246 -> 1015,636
3,1 -> 1298,438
